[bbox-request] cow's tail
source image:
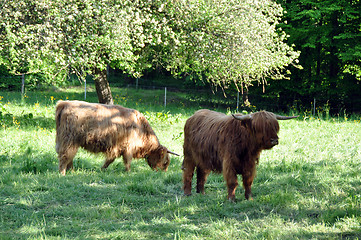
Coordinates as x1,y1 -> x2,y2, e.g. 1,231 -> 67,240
55,100 -> 66,153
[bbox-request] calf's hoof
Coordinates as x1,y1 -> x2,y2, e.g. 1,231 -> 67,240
227,193 -> 236,202
228,197 -> 236,202
245,193 -> 253,201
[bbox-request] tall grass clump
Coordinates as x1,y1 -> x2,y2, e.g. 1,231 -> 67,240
1,86 -> 361,239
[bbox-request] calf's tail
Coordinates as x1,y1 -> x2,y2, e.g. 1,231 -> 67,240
55,101 -> 66,153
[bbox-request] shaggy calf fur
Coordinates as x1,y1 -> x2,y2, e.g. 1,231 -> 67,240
182,109 -> 297,200
55,100 -> 176,175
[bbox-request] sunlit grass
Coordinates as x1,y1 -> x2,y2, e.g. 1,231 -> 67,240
0,86 -> 361,239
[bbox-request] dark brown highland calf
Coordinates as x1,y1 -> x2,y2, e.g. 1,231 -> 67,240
55,100 -> 178,175
182,109 -> 297,200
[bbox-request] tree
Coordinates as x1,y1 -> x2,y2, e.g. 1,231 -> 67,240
0,0 -> 299,103
1,0 -> 136,104
132,0 -> 300,93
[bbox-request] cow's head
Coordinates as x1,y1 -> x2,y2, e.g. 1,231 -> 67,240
232,111 -> 298,150
146,146 -> 179,171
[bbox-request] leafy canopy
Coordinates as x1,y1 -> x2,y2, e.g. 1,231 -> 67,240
0,0 -> 299,89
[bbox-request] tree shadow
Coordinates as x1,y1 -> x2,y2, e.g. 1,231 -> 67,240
1,165 -> 361,239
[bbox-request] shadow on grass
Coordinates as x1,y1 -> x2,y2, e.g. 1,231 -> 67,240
2,151 -> 360,238
1,86 -> 230,116
1,166 -> 361,239
281,231 -> 361,240
255,161 -> 361,235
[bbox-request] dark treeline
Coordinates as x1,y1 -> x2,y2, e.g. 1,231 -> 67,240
271,0 -> 361,113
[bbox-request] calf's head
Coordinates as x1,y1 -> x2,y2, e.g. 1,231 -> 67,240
233,111 -> 298,150
146,146 -> 179,171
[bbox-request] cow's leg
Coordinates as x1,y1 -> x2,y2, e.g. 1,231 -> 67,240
101,158 -> 116,170
196,167 -> 211,194
242,168 -> 256,200
58,145 -> 78,176
182,158 -> 196,196
122,153 -> 132,171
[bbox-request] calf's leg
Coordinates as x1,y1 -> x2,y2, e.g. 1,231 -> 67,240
66,161 -> 73,171
242,169 -> 256,200
122,153 -> 132,171
196,167 -> 211,194
224,173 -> 238,202
223,163 -> 238,201
182,158 -> 196,196
101,158 -> 116,170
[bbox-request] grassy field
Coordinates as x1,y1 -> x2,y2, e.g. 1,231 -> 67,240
0,86 -> 361,239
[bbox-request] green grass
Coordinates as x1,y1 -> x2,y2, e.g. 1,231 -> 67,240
1,86 -> 361,239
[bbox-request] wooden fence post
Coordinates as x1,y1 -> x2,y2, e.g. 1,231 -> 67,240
21,74 -> 25,96
313,98 -> 316,116
236,91 -> 240,112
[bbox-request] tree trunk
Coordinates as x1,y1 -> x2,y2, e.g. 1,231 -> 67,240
242,87 -> 250,107
94,68 -> 114,104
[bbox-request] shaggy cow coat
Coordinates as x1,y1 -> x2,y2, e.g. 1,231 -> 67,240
182,109 -> 296,200
55,100 -> 172,175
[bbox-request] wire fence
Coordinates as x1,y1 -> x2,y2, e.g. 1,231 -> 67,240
1,75 -> 360,114
117,83 -> 361,114
108,76 -> 361,114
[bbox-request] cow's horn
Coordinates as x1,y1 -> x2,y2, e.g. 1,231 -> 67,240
275,115 -> 299,120
167,150 -> 180,156
232,114 -> 252,121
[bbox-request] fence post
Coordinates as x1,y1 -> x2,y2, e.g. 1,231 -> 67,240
21,74 -> 25,96
164,87 -> 167,108
84,79 -> 87,100
313,98 -> 316,116
236,91 -> 240,112
136,78 -> 138,90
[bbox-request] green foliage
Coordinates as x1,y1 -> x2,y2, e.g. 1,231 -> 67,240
0,0 -> 299,91
134,0 -> 300,88
0,0 -> 135,80
1,88 -> 361,239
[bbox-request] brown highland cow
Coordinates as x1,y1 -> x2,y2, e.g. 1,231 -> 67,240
55,100 -> 178,175
182,109 -> 297,200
